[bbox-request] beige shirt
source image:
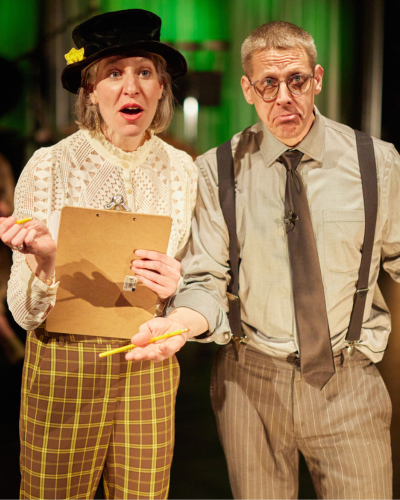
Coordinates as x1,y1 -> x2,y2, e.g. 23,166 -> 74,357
8,130 -> 198,331
169,109 -> 400,362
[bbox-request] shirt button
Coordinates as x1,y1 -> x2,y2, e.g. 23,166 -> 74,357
127,189 -> 132,194
123,163 -> 129,169
224,334 -> 229,339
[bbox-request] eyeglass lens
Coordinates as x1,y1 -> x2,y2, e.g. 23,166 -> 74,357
255,75 -> 312,99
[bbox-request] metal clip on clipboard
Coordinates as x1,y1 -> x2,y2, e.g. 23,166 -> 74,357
104,194 -> 131,211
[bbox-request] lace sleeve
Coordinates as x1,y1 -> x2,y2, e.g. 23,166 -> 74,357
7,147 -> 62,330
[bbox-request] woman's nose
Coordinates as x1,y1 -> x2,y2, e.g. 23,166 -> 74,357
124,72 -> 139,95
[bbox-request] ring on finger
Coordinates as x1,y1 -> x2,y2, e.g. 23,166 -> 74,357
11,244 -> 24,252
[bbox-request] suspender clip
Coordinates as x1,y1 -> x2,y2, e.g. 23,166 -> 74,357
355,288 -> 369,297
232,335 -> 247,353
344,339 -> 363,356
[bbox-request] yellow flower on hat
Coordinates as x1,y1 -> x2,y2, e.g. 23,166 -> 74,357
64,47 -> 85,65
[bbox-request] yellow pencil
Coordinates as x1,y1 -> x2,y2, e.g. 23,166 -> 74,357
99,328 -> 190,358
16,217 -> 32,224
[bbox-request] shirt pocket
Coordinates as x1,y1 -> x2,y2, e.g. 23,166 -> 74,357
323,210 -> 365,273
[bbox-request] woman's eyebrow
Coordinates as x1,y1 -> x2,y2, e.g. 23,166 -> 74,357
102,56 -> 123,68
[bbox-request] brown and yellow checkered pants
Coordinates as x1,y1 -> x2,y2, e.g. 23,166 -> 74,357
20,330 -> 179,500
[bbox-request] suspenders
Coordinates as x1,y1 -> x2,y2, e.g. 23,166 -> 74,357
346,131 -> 378,352
216,142 -> 243,351
216,130 -> 378,354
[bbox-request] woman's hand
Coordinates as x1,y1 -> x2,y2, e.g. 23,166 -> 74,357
0,216 -> 57,283
125,316 -> 189,362
131,249 -> 181,301
125,308 -> 208,363
0,216 -> 56,258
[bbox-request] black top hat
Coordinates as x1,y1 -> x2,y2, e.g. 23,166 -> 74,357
61,9 -> 187,94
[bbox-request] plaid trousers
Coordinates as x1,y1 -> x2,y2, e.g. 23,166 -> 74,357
211,343 -> 392,499
20,330 -> 180,500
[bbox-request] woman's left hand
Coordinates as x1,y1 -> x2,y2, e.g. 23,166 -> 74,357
131,249 -> 181,301
125,316 -> 189,362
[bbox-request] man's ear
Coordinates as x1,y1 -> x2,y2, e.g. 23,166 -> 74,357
313,64 -> 324,96
241,75 -> 255,105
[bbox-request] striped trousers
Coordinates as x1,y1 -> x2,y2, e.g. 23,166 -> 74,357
20,330 -> 179,500
211,343 -> 392,499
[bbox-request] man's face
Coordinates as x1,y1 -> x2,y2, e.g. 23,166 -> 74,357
241,48 -> 323,146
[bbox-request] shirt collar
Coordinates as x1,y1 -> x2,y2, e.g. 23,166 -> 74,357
255,106 -> 325,167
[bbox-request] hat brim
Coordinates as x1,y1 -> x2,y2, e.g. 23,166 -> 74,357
61,41 -> 187,93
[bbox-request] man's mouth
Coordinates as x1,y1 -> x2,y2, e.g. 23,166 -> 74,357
275,113 -> 298,123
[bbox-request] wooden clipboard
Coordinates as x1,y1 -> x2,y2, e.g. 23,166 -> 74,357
46,206 -> 172,339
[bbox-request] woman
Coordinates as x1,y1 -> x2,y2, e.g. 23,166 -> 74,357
0,9 -> 197,500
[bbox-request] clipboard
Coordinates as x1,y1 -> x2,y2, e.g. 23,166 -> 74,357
46,206 -> 172,339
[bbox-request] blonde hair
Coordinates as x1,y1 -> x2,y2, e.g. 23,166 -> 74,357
75,52 -> 174,134
241,21 -> 317,76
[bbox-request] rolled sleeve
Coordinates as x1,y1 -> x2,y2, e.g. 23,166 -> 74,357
166,289 -> 231,344
381,146 -> 400,280
166,149 -> 234,345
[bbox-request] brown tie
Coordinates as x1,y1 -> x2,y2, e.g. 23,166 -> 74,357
279,150 -> 335,390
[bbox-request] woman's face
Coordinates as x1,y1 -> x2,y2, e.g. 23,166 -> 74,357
90,55 -> 164,151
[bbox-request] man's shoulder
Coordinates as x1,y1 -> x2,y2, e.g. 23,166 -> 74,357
323,115 -> 355,140
196,124 -> 257,167
322,115 -> 396,155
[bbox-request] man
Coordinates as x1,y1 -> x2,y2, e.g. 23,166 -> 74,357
128,21 -> 398,499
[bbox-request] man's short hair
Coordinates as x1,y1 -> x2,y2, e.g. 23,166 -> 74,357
241,21 -> 317,76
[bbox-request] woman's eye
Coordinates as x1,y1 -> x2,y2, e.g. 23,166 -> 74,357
109,71 -> 120,78
140,70 -> 151,77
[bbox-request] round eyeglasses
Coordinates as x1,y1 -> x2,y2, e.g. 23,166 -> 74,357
247,73 -> 314,101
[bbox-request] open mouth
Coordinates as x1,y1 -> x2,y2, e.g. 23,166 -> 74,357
120,107 -> 143,115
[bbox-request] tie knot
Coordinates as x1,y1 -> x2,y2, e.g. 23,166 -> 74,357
278,150 -> 304,172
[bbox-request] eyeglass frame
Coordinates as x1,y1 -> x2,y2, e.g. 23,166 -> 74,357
246,72 -> 315,101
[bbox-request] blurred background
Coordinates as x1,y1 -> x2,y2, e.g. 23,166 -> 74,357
0,0 -> 399,498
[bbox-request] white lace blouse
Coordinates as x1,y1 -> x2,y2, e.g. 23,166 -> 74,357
8,129 -> 198,331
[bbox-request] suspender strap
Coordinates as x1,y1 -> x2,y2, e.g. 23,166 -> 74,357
346,130 -> 378,341
216,140 -> 242,339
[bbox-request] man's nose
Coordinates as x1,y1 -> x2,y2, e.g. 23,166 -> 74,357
275,82 -> 292,104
